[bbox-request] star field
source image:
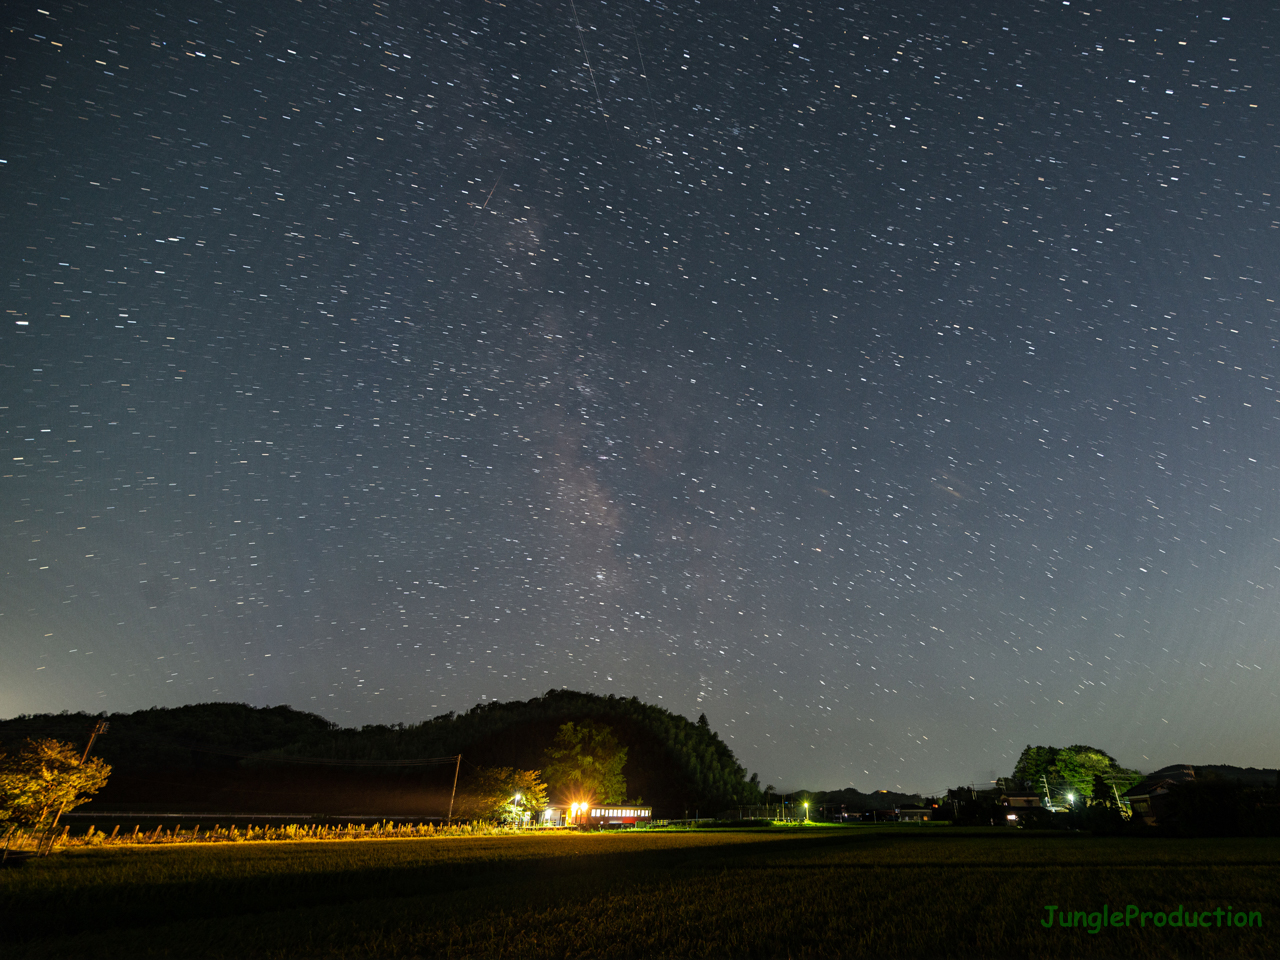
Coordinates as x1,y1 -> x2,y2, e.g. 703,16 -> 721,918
3,0 -> 1279,792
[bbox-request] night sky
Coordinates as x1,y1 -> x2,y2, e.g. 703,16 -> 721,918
3,0 -> 1279,794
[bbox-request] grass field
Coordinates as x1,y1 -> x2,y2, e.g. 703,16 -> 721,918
2,825 -> 1276,958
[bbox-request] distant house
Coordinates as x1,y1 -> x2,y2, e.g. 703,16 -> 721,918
540,806 -> 568,826
1123,766 -> 1196,826
996,792 -> 1042,826
811,803 -> 847,822
1001,791 -> 1043,809
898,806 -> 932,822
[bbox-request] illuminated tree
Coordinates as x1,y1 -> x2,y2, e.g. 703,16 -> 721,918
1010,743 -> 1140,803
1055,746 -> 1122,799
0,738 -> 111,831
458,767 -> 547,823
1011,745 -> 1059,788
542,720 -> 627,803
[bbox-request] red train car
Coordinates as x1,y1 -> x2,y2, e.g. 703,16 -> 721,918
541,803 -> 652,827
584,804 -> 652,827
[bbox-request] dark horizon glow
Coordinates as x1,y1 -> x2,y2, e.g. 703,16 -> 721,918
2,0 -> 1278,794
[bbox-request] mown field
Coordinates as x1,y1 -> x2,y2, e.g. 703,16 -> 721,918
2,825 -> 1276,958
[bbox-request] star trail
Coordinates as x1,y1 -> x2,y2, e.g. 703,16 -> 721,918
2,0 -> 1279,792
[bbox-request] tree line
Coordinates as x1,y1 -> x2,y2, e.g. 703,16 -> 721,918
269,689 -> 764,814
0,691 -> 764,818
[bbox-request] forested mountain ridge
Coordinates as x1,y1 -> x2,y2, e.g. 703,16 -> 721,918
809,786 -> 925,812
271,689 -> 763,812
0,702 -> 334,771
0,691 -> 762,816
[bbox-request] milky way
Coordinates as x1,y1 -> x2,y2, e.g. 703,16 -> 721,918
3,0 -> 1278,792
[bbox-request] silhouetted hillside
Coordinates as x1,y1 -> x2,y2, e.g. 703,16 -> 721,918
273,689 -> 763,815
810,787 -> 924,812
1186,764 -> 1280,788
0,703 -> 334,772
0,691 -> 762,817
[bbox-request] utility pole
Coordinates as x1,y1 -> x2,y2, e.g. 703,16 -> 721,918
446,754 -> 462,823
80,718 -> 110,763
1103,773 -> 1130,813
1041,774 -> 1051,810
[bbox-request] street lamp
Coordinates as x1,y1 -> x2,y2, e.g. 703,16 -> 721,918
803,801 -> 809,822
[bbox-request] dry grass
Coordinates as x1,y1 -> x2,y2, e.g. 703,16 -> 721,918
3,825 -> 1276,958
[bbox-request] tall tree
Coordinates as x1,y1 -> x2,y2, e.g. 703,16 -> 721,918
1010,743 -> 1141,801
1055,746 -> 1120,798
0,739 -> 111,831
542,720 -> 627,803
1011,744 -> 1060,788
